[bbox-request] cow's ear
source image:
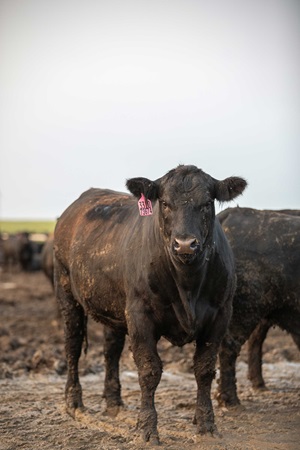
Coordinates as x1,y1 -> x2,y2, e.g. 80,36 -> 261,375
214,176 -> 247,202
126,177 -> 159,200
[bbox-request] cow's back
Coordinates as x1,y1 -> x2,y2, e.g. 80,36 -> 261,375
55,188 -> 136,265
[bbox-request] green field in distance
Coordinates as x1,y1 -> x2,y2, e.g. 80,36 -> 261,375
0,220 -> 56,234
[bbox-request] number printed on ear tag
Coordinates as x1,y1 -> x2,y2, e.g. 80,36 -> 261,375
138,193 -> 153,216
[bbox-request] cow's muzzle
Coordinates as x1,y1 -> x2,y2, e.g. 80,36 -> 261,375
172,237 -> 201,263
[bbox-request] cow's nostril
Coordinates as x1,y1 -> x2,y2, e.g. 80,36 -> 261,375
190,239 -> 197,249
174,239 -> 180,250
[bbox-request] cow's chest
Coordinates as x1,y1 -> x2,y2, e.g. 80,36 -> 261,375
149,288 -> 219,346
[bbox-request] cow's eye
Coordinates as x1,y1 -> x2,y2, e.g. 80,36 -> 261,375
201,201 -> 212,210
161,201 -> 170,211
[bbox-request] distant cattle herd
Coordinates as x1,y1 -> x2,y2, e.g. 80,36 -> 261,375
0,232 -> 47,273
1,164 -> 299,444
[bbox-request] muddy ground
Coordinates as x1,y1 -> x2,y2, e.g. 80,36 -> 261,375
0,271 -> 299,450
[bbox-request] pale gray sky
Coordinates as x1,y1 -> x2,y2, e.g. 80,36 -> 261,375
0,0 -> 299,219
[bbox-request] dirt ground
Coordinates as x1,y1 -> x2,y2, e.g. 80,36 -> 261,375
0,271 -> 299,450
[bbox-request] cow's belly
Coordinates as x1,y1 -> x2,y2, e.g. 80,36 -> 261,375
69,265 -> 127,328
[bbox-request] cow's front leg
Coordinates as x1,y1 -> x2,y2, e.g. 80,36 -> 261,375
217,332 -> 247,407
193,340 -> 219,435
127,312 -> 162,445
193,299 -> 233,435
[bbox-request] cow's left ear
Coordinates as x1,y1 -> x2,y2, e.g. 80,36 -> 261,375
126,177 -> 159,201
214,176 -> 247,202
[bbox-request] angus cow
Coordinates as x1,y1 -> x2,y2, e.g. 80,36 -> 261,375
216,207 -> 300,406
54,165 -> 246,443
245,209 -> 300,389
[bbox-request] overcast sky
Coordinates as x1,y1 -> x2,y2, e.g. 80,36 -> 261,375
0,0 -> 299,219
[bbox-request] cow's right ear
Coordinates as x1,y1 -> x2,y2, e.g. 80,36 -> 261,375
126,177 -> 159,201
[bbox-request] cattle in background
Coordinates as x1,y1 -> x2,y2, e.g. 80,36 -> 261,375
41,234 -> 54,287
245,208 -> 300,389
216,207 -> 300,406
0,232 -> 48,273
0,232 -> 33,272
29,233 -> 49,271
0,234 -> 19,271
19,232 -> 35,271
54,164 -> 246,443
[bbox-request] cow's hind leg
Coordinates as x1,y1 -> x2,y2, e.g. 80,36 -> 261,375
247,320 -> 270,389
103,326 -> 126,416
55,264 -> 86,417
127,311 -> 162,445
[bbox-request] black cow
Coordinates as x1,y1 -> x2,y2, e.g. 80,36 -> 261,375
54,165 -> 246,443
216,207 -> 300,406
245,209 -> 300,389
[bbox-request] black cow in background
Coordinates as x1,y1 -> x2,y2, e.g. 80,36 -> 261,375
245,208 -> 300,389
216,207 -> 300,406
19,232 -> 34,271
54,165 -> 246,443
0,232 -> 34,272
0,232 -> 48,273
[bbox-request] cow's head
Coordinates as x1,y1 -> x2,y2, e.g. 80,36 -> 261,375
127,165 -> 247,265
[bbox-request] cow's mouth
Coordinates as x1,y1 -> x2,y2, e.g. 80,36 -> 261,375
175,253 -> 198,265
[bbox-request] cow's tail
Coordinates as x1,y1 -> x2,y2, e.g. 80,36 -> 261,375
83,315 -> 89,355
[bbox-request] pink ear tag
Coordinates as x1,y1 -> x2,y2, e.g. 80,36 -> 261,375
138,193 -> 153,216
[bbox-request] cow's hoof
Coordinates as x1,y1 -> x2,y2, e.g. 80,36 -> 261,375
216,391 -> 241,408
142,430 -> 160,445
103,405 -> 121,417
197,422 -> 222,438
193,415 -> 221,437
132,431 -> 160,446
135,425 -> 160,445
66,405 -> 86,419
